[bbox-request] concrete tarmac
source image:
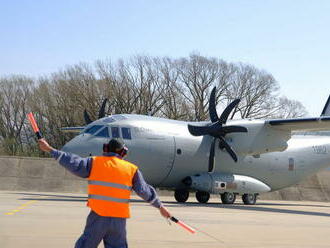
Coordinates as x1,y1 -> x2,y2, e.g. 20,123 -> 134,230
1,191 -> 330,248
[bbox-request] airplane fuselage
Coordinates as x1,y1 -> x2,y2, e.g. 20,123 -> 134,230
62,114 -> 330,194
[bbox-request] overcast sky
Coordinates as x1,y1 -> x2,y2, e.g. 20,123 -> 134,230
1,0 -> 330,116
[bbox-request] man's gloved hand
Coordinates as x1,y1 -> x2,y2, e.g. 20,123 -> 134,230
38,138 -> 54,153
159,206 -> 171,219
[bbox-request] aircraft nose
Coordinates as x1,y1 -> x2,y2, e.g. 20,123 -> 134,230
61,140 -> 78,154
61,135 -> 88,155
61,134 -> 103,157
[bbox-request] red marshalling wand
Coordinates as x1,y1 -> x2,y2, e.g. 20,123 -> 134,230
27,112 -> 42,139
170,216 -> 196,234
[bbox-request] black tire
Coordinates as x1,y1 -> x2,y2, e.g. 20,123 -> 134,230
196,191 -> 210,203
242,193 -> 257,205
174,189 -> 189,203
220,192 -> 236,204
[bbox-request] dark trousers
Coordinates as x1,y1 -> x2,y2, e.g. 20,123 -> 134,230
75,211 -> 128,248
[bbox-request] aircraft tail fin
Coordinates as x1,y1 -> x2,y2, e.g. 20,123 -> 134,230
321,95 -> 330,116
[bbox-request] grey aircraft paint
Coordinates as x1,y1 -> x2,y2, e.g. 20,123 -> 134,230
61,114 -> 330,204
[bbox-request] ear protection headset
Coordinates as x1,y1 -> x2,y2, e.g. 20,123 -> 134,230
103,143 -> 110,153
103,141 -> 128,157
119,146 -> 128,157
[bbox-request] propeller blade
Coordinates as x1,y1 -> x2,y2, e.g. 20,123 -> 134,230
188,124 -> 210,136
209,87 -> 219,123
221,125 -> 248,134
188,122 -> 222,136
219,137 -> 238,162
219,99 -> 240,124
98,98 -> 108,119
83,110 -> 93,124
208,138 -> 216,172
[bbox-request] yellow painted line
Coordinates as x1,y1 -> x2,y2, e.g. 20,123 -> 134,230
4,200 -> 38,216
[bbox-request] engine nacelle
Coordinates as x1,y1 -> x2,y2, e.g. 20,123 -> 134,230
228,121 -> 290,156
183,172 -> 271,194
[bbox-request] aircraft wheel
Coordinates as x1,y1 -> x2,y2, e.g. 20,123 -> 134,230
242,193 -> 257,205
220,192 -> 236,204
196,191 -> 210,203
174,189 -> 189,203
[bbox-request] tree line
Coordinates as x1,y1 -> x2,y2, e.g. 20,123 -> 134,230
0,54 -> 307,156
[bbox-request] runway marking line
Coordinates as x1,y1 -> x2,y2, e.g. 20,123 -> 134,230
4,200 -> 38,216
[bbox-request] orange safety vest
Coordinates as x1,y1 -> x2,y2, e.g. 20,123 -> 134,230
87,156 -> 138,218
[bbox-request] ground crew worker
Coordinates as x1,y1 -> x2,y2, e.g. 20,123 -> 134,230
38,138 -> 172,248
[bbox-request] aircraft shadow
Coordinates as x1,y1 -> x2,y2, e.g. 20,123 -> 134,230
11,192 -> 330,217
160,201 -> 330,217
13,192 -> 152,203
12,192 -> 87,202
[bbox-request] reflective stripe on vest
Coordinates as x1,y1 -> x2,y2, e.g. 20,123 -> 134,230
88,194 -> 130,203
89,180 -> 132,191
87,156 -> 138,218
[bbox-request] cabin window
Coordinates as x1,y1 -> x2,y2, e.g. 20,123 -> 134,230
84,125 -> 103,134
95,127 -> 110,137
111,127 -> 120,138
121,127 -> 131,140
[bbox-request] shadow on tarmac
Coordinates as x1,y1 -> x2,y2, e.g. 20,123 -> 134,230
11,192 -> 330,217
12,192 -> 152,203
12,192 -> 87,202
161,200 -> 330,218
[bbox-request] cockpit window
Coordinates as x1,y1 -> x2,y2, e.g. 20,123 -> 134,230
111,127 -> 120,138
95,127 -> 110,137
121,127 -> 131,140
84,125 -> 103,134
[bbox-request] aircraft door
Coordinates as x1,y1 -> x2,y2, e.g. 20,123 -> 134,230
127,134 -> 176,186
159,135 -> 209,187
268,156 -> 297,189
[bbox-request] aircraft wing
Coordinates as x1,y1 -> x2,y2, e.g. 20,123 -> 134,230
267,117 -> 330,131
60,126 -> 85,133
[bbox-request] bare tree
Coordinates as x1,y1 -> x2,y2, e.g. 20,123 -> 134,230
0,76 -> 33,155
224,63 -> 281,119
274,96 -> 308,118
155,57 -> 191,119
0,54 -> 309,156
176,54 -> 220,121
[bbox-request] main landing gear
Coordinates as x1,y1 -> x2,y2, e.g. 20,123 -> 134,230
242,193 -> 258,205
196,191 -> 210,203
220,192 -> 236,204
174,190 -> 211,203
174,189 -> 189,203
174,189 -> 258,205
220,192 -> 258,205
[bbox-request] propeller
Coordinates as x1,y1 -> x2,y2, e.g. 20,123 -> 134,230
83,98 -> 108,124
188,87 -> 247,172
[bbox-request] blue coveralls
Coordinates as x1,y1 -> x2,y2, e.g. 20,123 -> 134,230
51,150 -> 162,248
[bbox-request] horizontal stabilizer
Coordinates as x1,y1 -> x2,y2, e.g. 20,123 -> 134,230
60,127 -> 85,133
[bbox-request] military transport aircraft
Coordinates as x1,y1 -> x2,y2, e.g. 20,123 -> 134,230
61,87 -> 330,205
